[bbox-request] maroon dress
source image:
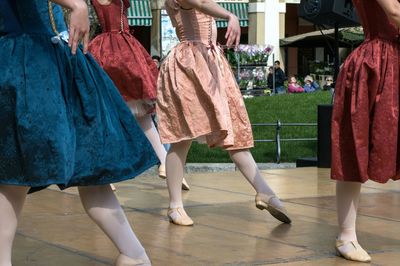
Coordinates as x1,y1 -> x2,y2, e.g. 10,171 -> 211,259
331,0 -> 400,183
88,0 -> 157,114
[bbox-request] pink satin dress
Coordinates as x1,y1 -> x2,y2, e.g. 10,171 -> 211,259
331,0 -> 400,183
156,0 -> 253,150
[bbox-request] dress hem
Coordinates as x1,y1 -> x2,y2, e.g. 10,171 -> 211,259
330,174 -> 400,184
161,129 -> 254,151
0,159 -> 159,192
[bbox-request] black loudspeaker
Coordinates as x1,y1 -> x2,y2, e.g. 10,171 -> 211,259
317,104 -> 333,168
299,0 -> 359,27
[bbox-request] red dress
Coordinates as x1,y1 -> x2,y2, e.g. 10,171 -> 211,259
331,0 -> 400,183
88,0 -> 157,114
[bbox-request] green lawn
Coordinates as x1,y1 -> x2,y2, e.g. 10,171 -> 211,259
186,91 -> 332,163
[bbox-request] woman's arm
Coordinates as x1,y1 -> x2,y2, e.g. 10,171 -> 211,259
51,0 -> 90,54
177,0 -> 240,47
375,0 -> 400,27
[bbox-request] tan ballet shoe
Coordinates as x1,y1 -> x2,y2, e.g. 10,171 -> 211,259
335,239 -> 371,262
182,178 -> 190,190
158,164 -> 166,179
110,184 -> 116,192
255,193 -> 291,224
167,207 -> 194,226
115,253 -> 151,266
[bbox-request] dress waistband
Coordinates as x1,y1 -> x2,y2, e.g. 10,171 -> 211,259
102,30 -> 131,34
180,40 -> 220,50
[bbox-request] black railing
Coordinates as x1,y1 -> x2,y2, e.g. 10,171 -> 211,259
252,120 -> 317,163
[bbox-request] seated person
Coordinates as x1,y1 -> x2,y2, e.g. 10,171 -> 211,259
303,75 -> 320,93
288,76 -> 304,93
273,60 -> 287,94
323,76 -> 334,91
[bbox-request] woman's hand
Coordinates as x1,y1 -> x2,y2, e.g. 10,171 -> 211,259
51,0 -> 90,54
225,13 -> 240,48
68,1 -> 90,54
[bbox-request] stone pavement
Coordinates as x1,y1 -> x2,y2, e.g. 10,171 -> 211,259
13,167 -> 400,265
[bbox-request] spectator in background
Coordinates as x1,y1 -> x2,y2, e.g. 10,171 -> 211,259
288,76 -> 304,93
267,66 -> 274,90
273,60 -> 287,94
303,75 -> 320,93
323,76 -> 334,91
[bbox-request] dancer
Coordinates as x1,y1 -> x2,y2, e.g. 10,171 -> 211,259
88,0 -> 190,190
331,0 -> 400,262
0,0 -> 159,265
156,0 -> 291,226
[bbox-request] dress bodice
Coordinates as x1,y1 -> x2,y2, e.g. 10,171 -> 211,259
353,0 -> 399,42
165,0 -> 217,45
0,0 -> 67,35
91,0 -> 130,33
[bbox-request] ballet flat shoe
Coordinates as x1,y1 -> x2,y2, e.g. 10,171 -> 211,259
335,239 -> 371,263
182,178 -> 190,190
255,193 -> 291,224
115,253 -> 151,266
110,184 -> 116,191
167,207 -> 194,226
158,164 -> 166,179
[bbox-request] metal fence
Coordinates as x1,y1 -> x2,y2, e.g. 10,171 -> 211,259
252,120 -> 317,163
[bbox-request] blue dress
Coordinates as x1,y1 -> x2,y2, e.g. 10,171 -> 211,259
0,1 -> 159,191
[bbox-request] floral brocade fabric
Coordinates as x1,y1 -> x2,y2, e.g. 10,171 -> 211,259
331,0 -> 400,183
156,0 -> 254,150
88,0 -> 158,103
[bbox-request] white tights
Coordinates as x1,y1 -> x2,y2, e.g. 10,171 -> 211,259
166,141 -> 281,209
127,100 -> 167,164
131,112 -> 167,165
336,181 -> 361,242
0,185 -> 28,266
78,185 -> 146,259
0,185 -> 146,266
336,181 -> 363,256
